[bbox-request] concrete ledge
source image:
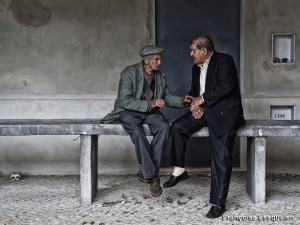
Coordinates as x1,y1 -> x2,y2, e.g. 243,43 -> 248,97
1,119 -> 300,136
1,119 -> 300,205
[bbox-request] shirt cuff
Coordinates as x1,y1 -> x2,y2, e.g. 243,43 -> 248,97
201,95 -> 205,103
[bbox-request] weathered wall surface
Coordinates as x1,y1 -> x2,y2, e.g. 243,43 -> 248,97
241,0 -> 300,174
1,0 -> 299,175
0,0 -> 154,96
0,0 -> 155,175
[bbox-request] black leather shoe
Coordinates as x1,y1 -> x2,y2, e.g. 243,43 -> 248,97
206,206 -> 226,218
137,170 -> 151,184
163,171 -> 189,188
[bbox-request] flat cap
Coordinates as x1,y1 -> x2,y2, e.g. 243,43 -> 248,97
139,45 -> 164,57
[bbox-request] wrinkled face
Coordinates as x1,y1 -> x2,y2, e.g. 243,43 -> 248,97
144,54 -> 162,71
190,43 -> 207,65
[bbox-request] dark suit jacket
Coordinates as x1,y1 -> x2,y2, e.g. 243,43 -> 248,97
189,51 -> 245,137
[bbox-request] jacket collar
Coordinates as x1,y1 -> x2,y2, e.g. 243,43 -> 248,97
205,51 -> 218,91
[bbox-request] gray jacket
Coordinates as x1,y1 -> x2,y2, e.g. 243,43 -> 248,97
100,61 -> 183,123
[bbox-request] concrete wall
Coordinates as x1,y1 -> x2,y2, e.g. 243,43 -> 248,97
0,0 -> 155,175
1,0 -> 299,176
241,0 -> 300,174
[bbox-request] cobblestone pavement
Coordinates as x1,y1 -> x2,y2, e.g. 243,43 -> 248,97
0,172 -> 299,225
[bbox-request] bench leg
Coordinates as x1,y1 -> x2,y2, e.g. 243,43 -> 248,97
80,135 -> 98,205
247,137 -> 266,204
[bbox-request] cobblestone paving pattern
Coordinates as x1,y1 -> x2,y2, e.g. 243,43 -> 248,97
0,172 -> 299,225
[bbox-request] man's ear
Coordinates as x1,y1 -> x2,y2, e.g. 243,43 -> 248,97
144,57 -> 149,65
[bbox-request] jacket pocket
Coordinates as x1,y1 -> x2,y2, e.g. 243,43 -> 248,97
225,101 -> 241,110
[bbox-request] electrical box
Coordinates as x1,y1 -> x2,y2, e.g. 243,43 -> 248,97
272,33 -> 295,64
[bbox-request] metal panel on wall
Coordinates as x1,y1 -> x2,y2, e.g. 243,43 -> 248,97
156,0 -> 241,167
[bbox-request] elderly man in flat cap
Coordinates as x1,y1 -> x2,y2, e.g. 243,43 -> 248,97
101,45 -> 192,197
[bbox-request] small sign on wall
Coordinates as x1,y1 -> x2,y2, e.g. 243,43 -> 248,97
270,105 -> 295,120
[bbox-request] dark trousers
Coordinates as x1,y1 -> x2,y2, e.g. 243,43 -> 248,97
119,110 -> 169,180
168,111 -> 237,207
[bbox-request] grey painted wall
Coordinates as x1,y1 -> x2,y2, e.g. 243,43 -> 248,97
0,0 -> 155,175
0,0 -> 154,96
241,0 -> 300,174
0,0 -> 299,176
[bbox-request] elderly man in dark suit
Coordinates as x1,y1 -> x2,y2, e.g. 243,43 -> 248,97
101,45 -> 191,197
163,35 -> 245,218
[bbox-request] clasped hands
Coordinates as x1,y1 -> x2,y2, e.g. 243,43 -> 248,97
183,95 -> 204,119
150,95 -> 204,119
151,99 -> 165,108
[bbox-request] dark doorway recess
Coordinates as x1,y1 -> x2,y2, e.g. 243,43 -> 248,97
156,0 -> 241,167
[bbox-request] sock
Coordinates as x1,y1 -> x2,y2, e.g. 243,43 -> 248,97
172,166 -> 185,177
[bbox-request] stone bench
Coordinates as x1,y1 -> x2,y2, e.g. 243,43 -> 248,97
0,119 -> 103,205
98,120 -> 300,205
1,119 -> 299,205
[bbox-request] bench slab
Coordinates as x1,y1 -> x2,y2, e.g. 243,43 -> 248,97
0,119 -> 300,136
1,119 -> 299,205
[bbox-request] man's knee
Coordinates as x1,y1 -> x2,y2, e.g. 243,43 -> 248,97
171,121 -> 181,132
119,111 -> 135,123
161,121 -> 170,130
154,121 -> 169,136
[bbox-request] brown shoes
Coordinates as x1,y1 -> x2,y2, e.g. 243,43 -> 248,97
150,177 -> 162,197
137,170 -> 162,197
137,170 -> 151,184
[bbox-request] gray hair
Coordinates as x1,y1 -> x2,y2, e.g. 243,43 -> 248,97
190,35 -> 214,52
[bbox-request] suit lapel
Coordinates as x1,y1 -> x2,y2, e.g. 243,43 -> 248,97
192,65 -> 200,96
136,62 -> 145,98
205,52 -> 217,91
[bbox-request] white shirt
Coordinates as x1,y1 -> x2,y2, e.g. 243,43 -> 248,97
198,52 -> 213,96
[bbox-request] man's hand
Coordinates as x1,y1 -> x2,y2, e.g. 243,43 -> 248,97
183,95 -> 194,104
191,105 -> 204,119
190,96 -> 204,111
151,99 -> 165,108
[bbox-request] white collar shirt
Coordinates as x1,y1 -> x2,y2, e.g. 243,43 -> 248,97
198,52 -> 213,96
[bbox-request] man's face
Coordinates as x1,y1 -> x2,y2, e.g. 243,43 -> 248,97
145,54 -> 162,71
190,44 -> 207,65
